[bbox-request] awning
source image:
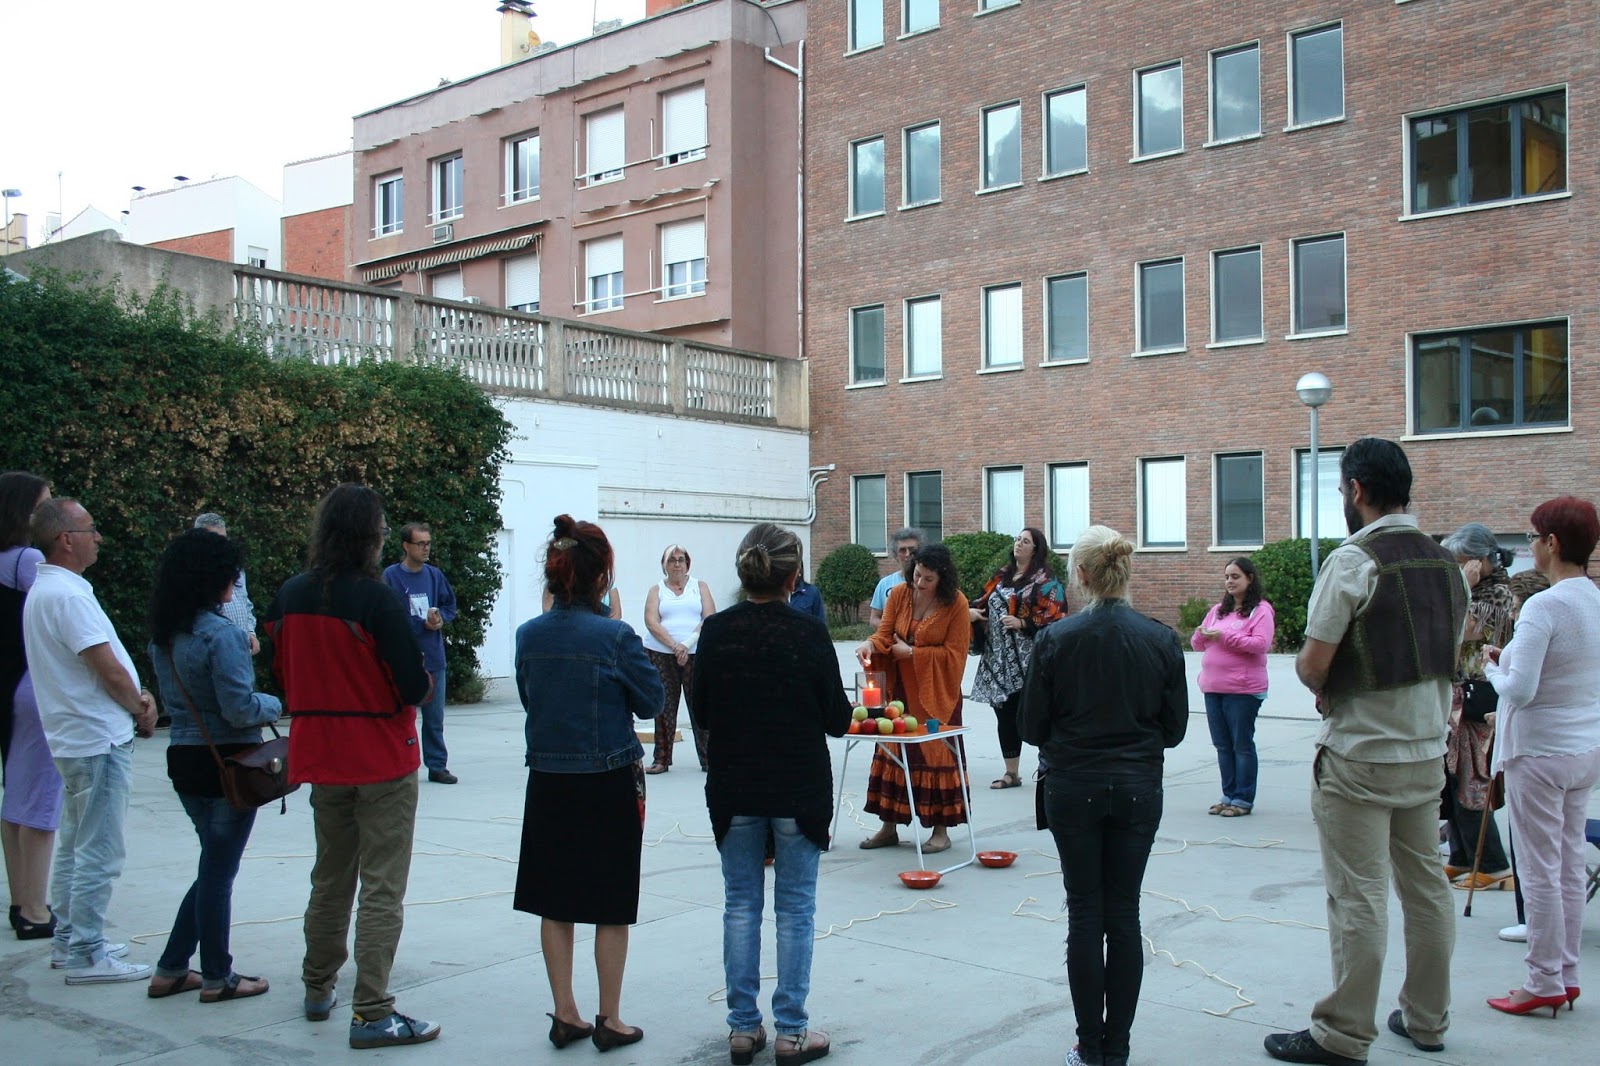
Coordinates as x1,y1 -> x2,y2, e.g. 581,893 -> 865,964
361,232 -> 540,282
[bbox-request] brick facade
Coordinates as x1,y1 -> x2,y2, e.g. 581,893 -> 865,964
281,205 -> 349,281
804,1 -> 1598,619
149,227 -> 233,263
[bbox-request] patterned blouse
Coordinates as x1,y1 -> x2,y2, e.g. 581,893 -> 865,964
970,567 -> 1066,705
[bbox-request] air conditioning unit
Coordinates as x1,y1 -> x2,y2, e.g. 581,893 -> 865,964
431,223 -> 454,245
461,296 -> 483,305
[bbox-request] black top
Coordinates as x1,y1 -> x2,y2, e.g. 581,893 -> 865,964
693,600 -> 853,850
1017,599 -> 1188,778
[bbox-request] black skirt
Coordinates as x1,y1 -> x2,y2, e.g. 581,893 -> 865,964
513,763 -> 644,925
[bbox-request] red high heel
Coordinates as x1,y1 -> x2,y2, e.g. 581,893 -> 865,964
1565,986 -> 1579,1009
1487,991 -> 1569,1017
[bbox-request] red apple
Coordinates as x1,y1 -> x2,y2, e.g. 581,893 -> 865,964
887,700 -> 906,714
892,718 -> 908,734
884,705 -> 902,720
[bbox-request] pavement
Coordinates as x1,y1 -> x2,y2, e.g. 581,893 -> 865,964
3,649 -> 1597,1066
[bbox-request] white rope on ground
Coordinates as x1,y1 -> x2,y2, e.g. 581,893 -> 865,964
642,819 -> 715,847
127,890 -> 515,945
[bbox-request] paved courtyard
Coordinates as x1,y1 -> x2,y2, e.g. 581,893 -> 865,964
2,650 -> 1596,1065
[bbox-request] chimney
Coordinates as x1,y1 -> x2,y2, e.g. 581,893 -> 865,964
497,1 -> 539,66
647,0 -> 694,16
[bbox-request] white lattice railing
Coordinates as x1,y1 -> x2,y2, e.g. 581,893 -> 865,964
414,298 -> 545,393
233,272 -> 398,365
563,324 -> 670,406
684,343 -> 775,419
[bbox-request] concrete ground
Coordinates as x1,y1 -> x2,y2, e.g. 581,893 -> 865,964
3,650 -> 1597,1065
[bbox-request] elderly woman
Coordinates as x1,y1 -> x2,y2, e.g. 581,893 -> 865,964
1438,523 -> 1515,890
147,529 -> 282,1001
642,544 -> 716,773
1482,497 -> 1600,1017
516,515 -> 664,1051
695,524 -> 850,1065
1019,526 -> 1187,1066
970,527 -> 1066,790
855,543 -> 971,854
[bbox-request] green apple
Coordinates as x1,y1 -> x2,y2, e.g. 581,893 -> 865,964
852,706 -> 870,721
877,718 -> 894,735
903,715 -> 919,730
887,700 -> 906,714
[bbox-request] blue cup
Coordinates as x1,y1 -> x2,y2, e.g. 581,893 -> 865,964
925,719 -> 941,734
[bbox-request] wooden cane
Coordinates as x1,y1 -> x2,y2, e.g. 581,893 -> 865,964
1463,777 -> 1495,918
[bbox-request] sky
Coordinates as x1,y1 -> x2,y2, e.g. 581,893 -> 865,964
2,0 -> 646,242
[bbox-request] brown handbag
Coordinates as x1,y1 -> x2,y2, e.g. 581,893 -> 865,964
165,649 -> 298,814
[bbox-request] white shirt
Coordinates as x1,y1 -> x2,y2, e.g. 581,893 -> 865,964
21,563 -> 138,757
1484,575 -> 1600,772
642,578 -> 704,653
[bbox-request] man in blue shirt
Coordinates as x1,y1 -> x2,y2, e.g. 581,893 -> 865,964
789,546 -> 827,623
383,523 -> 459,783
868,528 -> 923,627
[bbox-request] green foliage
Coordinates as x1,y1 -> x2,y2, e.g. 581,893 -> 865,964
1176,595 -> 1212,641
943,531 -> 1014,601
0,270 -> 512,697
815,542 -> 880,624
827,621 -> 874,642
1250,537 -> 1342,650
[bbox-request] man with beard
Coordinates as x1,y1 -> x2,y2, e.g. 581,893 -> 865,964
1264,438 -> 1468,1066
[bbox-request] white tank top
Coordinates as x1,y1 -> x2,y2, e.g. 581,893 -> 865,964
643,578 -> 702,652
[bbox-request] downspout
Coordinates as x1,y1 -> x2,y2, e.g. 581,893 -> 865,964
803,464 -> 834,525
764,42 -> 803,364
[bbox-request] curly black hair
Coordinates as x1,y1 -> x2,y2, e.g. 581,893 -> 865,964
149,529 -> 245,647
912,543 -> 961,605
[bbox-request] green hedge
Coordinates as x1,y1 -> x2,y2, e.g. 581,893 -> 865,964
945,531 -> 1068,603
815,542 -> 880,625
1251,537 -> 1342,650
0,271 -> 511,699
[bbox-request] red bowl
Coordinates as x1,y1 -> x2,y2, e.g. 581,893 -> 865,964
977,851 -> 1018,869
898,870 -> 942,889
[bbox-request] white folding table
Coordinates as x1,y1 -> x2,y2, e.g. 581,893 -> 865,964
829,726 -> 978,875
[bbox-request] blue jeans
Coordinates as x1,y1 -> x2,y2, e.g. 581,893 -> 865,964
1204,692 -> 1262,809
50,741 -> 134,967
156,793 -> 258,988
1044,770 -> 1163,1062
419,666 -> 448,772
720,816 -> 820,1036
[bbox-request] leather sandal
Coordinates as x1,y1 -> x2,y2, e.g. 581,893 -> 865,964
1218,805 -> 1252,817
148,970 -> 203,998
776,1028 -> 830,1064
1453,871 -> 1514,891
1208,802 -> 1229,815
729,1025 -> 768,1065
990,771 -> 1022,789
200,974 -> 269,1002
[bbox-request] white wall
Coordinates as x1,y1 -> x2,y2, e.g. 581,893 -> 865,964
126,176 -> 282,268
283,152 -> 354,216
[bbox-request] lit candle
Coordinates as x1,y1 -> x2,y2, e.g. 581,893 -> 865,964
862,681 -> 883,708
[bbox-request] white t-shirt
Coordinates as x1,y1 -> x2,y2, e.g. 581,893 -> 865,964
21,563 -> 138,757
642,578 -> 704,653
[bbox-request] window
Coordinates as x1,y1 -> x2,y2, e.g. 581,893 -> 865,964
849,0 -> 883,50
1045,273 -> 1088,362
1043,86 -> 1087,176
1049,463 -> 1090,549
903,122 -> 941,205
902,0 -> 938,34
1413,321 -> 1568,434
374,173 -> 403,236
585,108 -> 625,184
661,85 -> 707,164
1296,447 -> 1344,539
850,137 -> 885,216
246,245 -> 268,269
1409,91 -> 1566,214
1289,24 -> 1343,126
1210,44 -> 1260,141
431,270 -> 464,301
1136,62 -> 1184,156
980,0 -> 1016,9
986,467 -> 1024,536
505,253 -> 541,313
1215,452 -> 1264,546
983,283 -> 1023,368
1291,234 -> 1345,334
906,471 -> 943,543
850,305 -> 886,384
1137,258 -> 1185,352
981,102 -> 1022,188
1140,457 -> 1186,548
1212,246 -> 1262,343
432,154 -> 463,222
584,236 -> 624,312
660,218 -> 706,298
853,475 -> 888,554
506,133 -> 540,203
905,295 -> 942,377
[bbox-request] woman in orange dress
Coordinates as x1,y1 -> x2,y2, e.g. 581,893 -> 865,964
854,544 -> 971,854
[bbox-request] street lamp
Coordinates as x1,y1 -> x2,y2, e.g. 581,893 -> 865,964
1,189 -> 21,256
1296,371 -> 1334,578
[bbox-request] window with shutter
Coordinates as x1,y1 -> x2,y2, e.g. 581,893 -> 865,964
505,254 -> 541,313
586,109 -> 626,184
661,219 -> 706,298
661,85 -> 707,164
431,270 -> 465,301
585,236 -> 624,311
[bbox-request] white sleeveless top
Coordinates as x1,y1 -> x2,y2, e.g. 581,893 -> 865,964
642,578 -> 703,653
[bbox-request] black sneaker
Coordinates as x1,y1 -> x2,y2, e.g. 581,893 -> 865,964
1386,1010 -> 1443,1052
1263,1030 -> 1366,1066
427,769 -> 458,784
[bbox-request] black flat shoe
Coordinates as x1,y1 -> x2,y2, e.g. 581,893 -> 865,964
13,907 -> 56,941
592,1015 -> 643,1052
7,906 -> 20,931
548,1013 -> 594,1049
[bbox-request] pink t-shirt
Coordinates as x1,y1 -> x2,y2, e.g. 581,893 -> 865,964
1191,601 -> 1275,695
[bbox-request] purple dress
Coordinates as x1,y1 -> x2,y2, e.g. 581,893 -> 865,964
1,545 -> 63,830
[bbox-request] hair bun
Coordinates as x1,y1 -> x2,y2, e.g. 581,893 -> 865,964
552,514 -> 576,537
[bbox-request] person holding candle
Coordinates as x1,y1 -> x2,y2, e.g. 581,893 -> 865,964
642,544 -> 716,774
855,544 -> 971,854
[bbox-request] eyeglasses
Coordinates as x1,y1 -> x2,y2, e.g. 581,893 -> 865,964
895,545 -> 917,556
382,525 -> 392,537
410,540 -> 432,548
1526,530 -> 1546,543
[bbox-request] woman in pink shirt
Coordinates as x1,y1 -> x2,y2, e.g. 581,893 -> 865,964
1190,558 -> 1275,817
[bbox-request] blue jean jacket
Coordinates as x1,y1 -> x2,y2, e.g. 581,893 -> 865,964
148,609 -> 282,747
516,602 -> 665,773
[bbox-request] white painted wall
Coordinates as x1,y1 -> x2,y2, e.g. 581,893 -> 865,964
283,152 -> 354,216
127,176 -> 282,268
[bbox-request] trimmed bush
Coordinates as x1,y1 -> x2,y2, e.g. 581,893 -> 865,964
815,542 -> 880,624
1250,537 -> 1342,650
1176,595 -> 1211,641
943,532 -> 1013,601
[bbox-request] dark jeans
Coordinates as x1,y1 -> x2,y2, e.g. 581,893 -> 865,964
418,666 -> 448,772
993,691 -> 1022,760
156,793 -> 257,988
1441,769 -> 1509,872
1204,692 -> 1261,808
1044,770 -> 1163,1062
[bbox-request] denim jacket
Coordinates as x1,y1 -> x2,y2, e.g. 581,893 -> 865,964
148,609 -> 282,747
516,602 -> 665,773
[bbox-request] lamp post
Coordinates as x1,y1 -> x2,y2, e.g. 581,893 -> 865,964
1296,372 -> 1333,578
1,189 -> 21,256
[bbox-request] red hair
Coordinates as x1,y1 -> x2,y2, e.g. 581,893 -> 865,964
1531,496 -> 1599,567
543,514 -> 614,607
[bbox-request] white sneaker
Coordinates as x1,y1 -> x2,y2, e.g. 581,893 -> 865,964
1499,923 -> 1528,943
52,942 -> 130,969
64,954 -> 151,984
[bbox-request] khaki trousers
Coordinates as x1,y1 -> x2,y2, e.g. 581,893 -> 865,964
1309,749 -> 1454,1059
302,773 -> 418,1019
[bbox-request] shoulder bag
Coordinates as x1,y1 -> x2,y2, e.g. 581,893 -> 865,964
165,649 -> 297,813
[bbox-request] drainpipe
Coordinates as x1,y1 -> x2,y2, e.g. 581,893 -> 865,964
764,42 -> 804,363
803,464 -> 834,525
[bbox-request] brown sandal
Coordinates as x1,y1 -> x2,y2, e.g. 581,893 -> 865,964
1218,805 -> 1252,817
148,970 -> 203,998
990,772 -> 1022,789
200,974 -> 269,1002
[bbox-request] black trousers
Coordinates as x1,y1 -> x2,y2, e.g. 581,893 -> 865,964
1441,769 -> 1509,872
993,691 -> 1023,760
1044,770 -> 1162,1062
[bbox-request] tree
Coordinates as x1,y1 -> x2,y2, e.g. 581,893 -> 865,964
1250,537 -> 1341,650
815,542 -> 880,624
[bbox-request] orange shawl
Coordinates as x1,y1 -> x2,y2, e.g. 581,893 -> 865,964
867,584 -> 971,718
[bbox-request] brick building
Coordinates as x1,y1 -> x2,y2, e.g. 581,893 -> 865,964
804,0 -> 1596,617
282,152 -> 353,280
349,0 -> 805,357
